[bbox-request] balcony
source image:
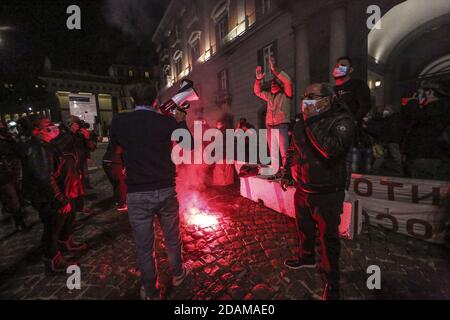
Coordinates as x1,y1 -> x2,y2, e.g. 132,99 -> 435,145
221,12 -> 256,46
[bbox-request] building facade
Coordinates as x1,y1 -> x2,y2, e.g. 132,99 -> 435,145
38,62 -> 157,127
153,0 -> 450,127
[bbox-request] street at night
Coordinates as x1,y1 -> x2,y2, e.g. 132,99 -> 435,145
1,0 -> 450,312
0,146 -> 449,300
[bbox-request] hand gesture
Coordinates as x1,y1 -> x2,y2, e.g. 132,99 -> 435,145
58,203 -> 72,215
255,66 -> 265,80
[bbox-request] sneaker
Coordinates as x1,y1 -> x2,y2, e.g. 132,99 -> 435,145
117,204 -> 128,212
59,237 -> 88,253
140,285 -> 160,300
172,263 -> 192,287
44,251 -> 78,274
284,256 -> 316,270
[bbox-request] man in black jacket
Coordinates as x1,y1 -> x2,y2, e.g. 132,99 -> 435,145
333,56 -> 372,174
110,83 -> 192,300
281,83 -> 355,300
23,118 -> 86,272
0,120 -> 27,231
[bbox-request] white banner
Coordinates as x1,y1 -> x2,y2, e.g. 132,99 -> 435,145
349,175 -> 450,244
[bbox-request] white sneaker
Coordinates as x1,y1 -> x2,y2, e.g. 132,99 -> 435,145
172,263 -> 192,287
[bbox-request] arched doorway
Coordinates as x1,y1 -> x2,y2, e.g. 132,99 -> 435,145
367,0 -> 450,111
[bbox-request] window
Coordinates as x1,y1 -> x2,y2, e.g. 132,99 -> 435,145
191,39 -> 201,63
145,71 -> 150,78
262,0 -> 272,15
128,70 -> 134,77
257,41 -> 278,82
175,59 -> 183,77
212,1 -> 229,46
163,65 -> 172,86
218,69 -> 228,91
173,50 -> 183,77
216,14 -> 229,44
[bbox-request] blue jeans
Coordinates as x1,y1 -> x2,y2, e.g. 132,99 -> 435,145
127,187 -> 183,296
267,123 -> 290,169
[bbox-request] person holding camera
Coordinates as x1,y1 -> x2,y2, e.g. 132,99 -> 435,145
281,83 -> 355,300
68,116 -> 96,214
110,83 -> 192,300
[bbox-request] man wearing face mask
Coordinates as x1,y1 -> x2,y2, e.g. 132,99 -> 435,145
281,83 -> 355,300
254,56 -> 293,177
333,56 -> 372,175
22,118 -> 85,272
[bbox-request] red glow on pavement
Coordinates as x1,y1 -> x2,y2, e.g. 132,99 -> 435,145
186,207 -> 219,229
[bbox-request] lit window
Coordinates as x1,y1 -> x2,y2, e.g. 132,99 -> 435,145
163,65 -> 172,86
173,50 -> 183,76
129,70 -> 134,77
212,2 -> 229,46
191,39 -> 200,63
216,15 -> 228,43
145,71 -> 150,78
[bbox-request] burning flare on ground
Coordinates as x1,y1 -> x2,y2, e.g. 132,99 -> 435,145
186,207 -> 219,229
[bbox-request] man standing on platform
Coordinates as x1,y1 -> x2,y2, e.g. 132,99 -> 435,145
254,55 -> 293,178
281,83 -> 355,300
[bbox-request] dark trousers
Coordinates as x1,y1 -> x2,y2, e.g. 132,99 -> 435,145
127,187 -> 183,297
0,183 -> 22,219
294,189 -> 344,287
103,164 -> 127,205
35,202 -> 75,258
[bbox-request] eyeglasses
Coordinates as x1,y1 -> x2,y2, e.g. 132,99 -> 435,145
303,93 -> 326,100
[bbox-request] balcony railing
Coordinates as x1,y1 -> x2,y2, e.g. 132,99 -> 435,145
221,11 -> 256,46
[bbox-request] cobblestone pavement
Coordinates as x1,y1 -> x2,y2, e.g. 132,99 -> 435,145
0,147 -> 449,300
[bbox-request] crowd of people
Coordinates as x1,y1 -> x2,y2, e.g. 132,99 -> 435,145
0,115 -> 96,272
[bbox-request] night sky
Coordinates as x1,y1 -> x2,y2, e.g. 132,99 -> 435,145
0,0 -> 169,80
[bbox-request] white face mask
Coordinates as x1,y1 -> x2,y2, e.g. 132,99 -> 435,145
302,99 -> 320,113
333,65 -> 349,79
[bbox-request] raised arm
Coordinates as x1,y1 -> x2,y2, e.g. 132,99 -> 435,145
270,57 -> 293,98
254,66 -> 268,102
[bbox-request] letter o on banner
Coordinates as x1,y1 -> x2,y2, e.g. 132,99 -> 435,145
354,178 -> 373,197
406,219 -> 433,240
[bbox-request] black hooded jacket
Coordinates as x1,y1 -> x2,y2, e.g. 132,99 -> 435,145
284,102 -> 355,194
22,135 -> 82,209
